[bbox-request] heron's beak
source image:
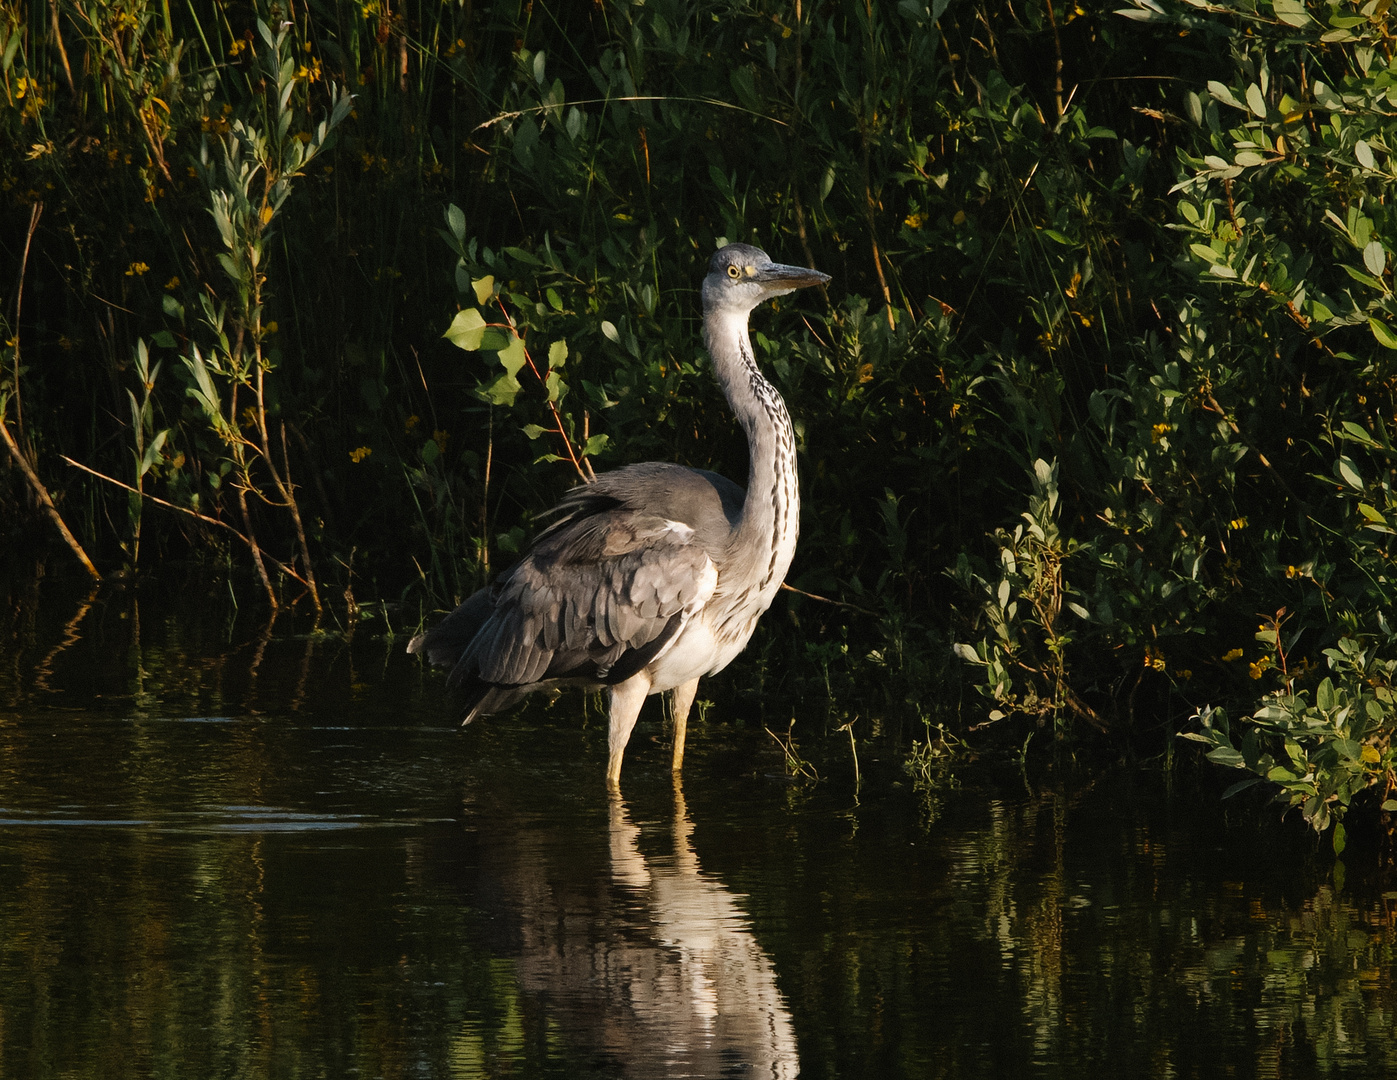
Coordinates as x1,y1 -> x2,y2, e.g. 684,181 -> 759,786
756,262 -> 831,296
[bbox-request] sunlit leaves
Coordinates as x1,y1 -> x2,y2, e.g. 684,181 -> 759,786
443,308 -> 487,351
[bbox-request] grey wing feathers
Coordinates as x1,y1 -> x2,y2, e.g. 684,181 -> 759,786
412,473 -> 722,723
472,511 -> 712,685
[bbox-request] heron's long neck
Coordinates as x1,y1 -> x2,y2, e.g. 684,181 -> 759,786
705,309 -> 800,593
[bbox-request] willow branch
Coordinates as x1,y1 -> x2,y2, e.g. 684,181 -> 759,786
3,428 -> 101,580
60,455 -> 311,590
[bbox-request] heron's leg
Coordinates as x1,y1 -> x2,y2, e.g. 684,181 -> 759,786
606,672 -> 651,788
670,677 -> 700,774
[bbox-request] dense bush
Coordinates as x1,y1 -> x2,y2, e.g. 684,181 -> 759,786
5,0 -> 1397,840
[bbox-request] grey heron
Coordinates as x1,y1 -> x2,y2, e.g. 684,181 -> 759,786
408,243 -> 830,785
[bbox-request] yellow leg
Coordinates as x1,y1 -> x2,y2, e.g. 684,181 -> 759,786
606,673 -> 650,788
670,677 -> 699,775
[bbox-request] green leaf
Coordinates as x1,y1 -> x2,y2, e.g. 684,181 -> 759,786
479,328 -> 512,352
503,245 -> 543,266
1245,83 -> 1267,118
1316,677 -> 1336,711
139,429 -> 170,477
544,369 -> 565,403
472,276 -> 496,305
1314,80 -> 1342,110
444,308 -> 487,350
1355,140 -> 1377,171
151,330 -> 178,349
548,340 -> 568,369
1222,776 -> 1262,799
583,433 -> 610,456
1333,820 -> 1346,855
521,424 -> 547,440
2,28 -> 19,72
478,372 -> 521,406
1272,0 -> 1311,26
421,439 -> 439,464
1207,81 -> 1245,110
1206,746 -> 1245,768
600,320 -> 620,344
1342,420 -> 1375,444
1337,455 -> 1364,489
497,335 -> 528,378
1370,318 -> 1397,350
446,203 -> 466,243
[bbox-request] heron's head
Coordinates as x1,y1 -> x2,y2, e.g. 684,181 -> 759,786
702,243 -> 830,315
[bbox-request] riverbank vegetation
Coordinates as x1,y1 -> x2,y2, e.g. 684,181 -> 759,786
5,0 -> 1397,845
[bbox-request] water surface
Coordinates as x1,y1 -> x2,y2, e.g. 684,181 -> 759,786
3,575 -> 1396,1078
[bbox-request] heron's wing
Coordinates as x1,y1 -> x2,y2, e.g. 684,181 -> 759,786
449,507 -> 718,711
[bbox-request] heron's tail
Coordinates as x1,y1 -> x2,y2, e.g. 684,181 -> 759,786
406,587 -> 494,667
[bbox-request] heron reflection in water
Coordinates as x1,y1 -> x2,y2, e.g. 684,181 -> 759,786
486,783 -> 799,1079
410,245 -> 829,785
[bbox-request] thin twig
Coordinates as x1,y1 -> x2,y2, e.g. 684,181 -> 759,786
49,0 -> 75,96
471,96 -> 789,134
61,455 -> 312,591
12,203 -> 41,442
779,581 -> 878,617
1043,0 -> 1065,122
2,428 -> 101,580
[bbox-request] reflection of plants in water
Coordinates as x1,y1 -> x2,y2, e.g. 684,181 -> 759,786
1182,886 -> 1397,1074
942,785 -> 1397,1073
449,959 -> 530,1078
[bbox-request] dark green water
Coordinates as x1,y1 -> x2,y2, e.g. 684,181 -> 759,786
3,575 -> 1397,1078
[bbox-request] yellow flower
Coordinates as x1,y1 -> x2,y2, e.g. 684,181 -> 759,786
1151,422 -> 1170,443
1222,648 -> 1244,662
349,446 -> 372,463
125,261 -> 150,277
1228,517 -> 1247,530
165,276 -> 180,290
263,321 -> 278,335
405,414 -> 421,433
904,212 -> 925,229
433,429 -> 450,453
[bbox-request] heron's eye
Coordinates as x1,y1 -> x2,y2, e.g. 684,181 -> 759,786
726,264 -> 741,279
